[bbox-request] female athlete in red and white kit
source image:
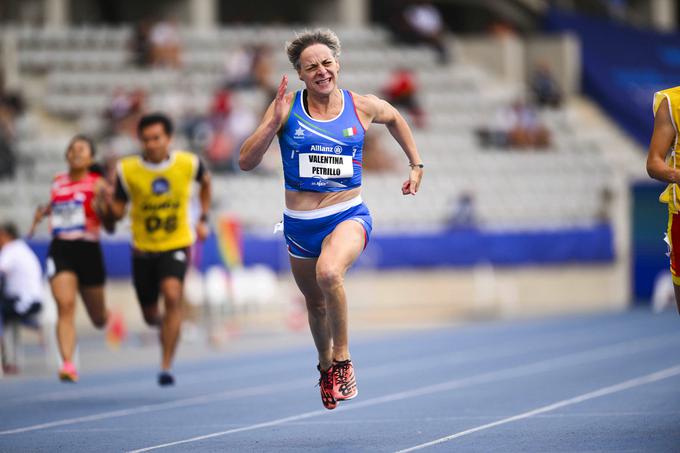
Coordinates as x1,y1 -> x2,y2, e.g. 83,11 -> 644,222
30,135 -> 119,382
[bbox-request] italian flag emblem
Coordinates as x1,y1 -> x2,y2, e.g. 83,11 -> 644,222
342,127 -> 357,137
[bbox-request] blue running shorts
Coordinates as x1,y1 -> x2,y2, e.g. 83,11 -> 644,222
283,196 -> 372,259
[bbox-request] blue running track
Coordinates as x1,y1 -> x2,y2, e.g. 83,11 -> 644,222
1,309 -> 679,452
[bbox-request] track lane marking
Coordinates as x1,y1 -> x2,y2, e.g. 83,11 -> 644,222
2,320 -> 652,405
394,364 -> 680,452
126,334 -> 680,452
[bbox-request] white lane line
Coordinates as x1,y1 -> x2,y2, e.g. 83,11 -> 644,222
0,379 -> 308,435
1,336 -> 575,434
2,320 -> 647,405
4,343 -> 514,404
2,325 -> 602,405
0,337 -> 560,433
4,313 -> 643,404
126,334 -> 680,452
127,409 -> 330,453
394,364 -> 680,452
6,333 -> 678,438
4,357 -> 309,404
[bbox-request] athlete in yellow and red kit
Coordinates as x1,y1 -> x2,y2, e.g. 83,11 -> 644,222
647,86 -> 680,314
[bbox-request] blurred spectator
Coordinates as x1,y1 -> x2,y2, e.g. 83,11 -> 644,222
446,192 -> 477,229
0,84 -> 24,179
252,45 -> 276,99
0,134 -> 15,180
204,87 -> 257,172
224,46 -> 256,89
390,0 -> 450,64
487,20 -> 518,38
108,88 -> 134,122
504,101 -> 550,148
530,62 -> 563,108
131,20 -> 153,67
362,130 -> 397,173
149,19 -> 182,68
0,222 -> 42,374
596,186 -> 614,224
478,100 -> 551,150
606,0 -> 628,22
211,87 -> 232,121
383,68 -> 426,129
476,125 -> 507,149
182,113 -> 212,160
104,88 -> 147,137
224,44 -> 275,96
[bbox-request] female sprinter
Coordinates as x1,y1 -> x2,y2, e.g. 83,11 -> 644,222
29,135 -> 118,382
239,29 -> 424,410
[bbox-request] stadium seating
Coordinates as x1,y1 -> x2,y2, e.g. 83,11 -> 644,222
3,25 -> 646,234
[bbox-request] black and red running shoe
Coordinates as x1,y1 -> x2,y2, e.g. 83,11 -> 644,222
317,364 -> 337,410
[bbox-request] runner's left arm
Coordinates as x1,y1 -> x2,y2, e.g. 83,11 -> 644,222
93,177 -> 116,233
195,159 -> 211,241
362,94 -> 424,195
27,203 -> 51,238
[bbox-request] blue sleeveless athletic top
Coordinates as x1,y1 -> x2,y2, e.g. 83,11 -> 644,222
278,89 -> 365,192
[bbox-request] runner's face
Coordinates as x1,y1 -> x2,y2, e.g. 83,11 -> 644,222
298,44 -> 339,96
140,123 -> 171,162
66,139 -> 93,171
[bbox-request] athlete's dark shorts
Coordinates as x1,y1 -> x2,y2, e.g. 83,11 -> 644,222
46,239 -> 106,286
132,247 -> 189,306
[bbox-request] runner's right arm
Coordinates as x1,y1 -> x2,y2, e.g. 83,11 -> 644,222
239,75 -> 291,171
26,204 -> 51,238
647,97 -> 679,184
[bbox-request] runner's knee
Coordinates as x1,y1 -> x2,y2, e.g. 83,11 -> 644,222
142,306 -> 161,326
163,296 -> 182,312
56,299 -> 76,318
316,264 -> 343,291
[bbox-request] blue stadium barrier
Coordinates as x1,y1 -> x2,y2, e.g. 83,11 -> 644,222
632,181 -> 669,302
28,224 -> 614,277
545,8 -> 680,146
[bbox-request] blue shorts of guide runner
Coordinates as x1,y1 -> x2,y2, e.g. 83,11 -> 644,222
283,195 -> 372,259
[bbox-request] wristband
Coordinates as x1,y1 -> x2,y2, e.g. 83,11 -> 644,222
409,163 -> 424,169
199,213 -> 209,222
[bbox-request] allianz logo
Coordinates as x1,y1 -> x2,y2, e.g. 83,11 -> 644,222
310,145 -> 344,154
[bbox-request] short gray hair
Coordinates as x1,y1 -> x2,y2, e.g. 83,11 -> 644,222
286,29 -> 341,71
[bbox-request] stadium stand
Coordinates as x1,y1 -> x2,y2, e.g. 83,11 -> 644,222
2,24 -> 645,235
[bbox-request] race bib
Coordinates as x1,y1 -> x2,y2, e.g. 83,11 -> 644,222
52,200 -> 86,232
299,153 -> 353,179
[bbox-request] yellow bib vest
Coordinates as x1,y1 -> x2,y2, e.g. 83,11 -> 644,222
118,151 -> 199,252
654,86 -> 680,213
